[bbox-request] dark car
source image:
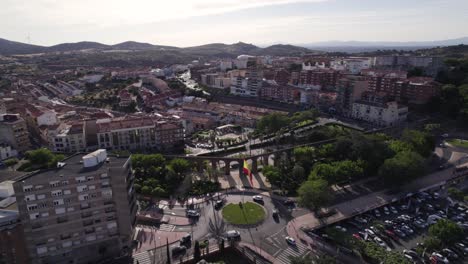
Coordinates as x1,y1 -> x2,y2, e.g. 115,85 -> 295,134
180,234 -> 191,245
214,200 -> 224,209
171,245 -> 187,256
283,199 -> 295,206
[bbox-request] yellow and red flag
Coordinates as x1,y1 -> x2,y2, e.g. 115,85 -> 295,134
243,160 -> 253,185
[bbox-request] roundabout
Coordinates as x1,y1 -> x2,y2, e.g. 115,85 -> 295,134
222,201 -> 266,225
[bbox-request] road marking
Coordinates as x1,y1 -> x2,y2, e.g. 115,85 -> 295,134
159,224 -> 175,232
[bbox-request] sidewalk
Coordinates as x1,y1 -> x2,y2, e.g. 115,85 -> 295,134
238,242 -> 277,264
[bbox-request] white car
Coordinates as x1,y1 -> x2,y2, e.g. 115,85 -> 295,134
431,252 -> 449,264
383,207 -> 390,215
285,236 -> 296,245
389,206 -> 398,214
226,230 -> 241,239
365,229 -> 376,237
374,237 -> 390,251
252,195 -> 263,202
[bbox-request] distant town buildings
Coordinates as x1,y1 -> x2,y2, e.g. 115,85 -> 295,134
0,114 -> 31,153
351,92 -> 408,126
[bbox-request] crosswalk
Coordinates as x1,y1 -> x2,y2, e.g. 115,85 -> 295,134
274,242 -> 310,264
133,251 -> 153,264
158,224 -> 175,232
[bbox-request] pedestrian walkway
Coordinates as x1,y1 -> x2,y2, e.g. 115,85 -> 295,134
133,251 -> 152,264
274,243 -> 309,264
159,224 -> 175,232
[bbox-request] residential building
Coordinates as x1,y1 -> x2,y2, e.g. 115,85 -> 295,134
96,117 -> 184,151
0,114 -> 31,152
259,81 -> 296,103
351,92 -> 408,127
12,150 -> 137,264
230,57 -> 263,97
26,105 -> 58,127
48,123 -> 86,153
335,76 -> 369,114
0,144 -> 18,160
291,68 -> 340,89
0,209 -> 30,264
330,57 -> 371,74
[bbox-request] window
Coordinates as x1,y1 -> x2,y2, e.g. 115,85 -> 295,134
49,181 -> 60,187
77,185 -> 88,193
89,185 -> 96,190
64,190 -> 71,195
53,199 -> 64,206
100,173 -> 108,178
102,189 -> 112,197
38,202 -> 47,209
60,234 -> 71,240
73,240 -> 81,246
86,235 -> 96,242
49,246 -> 57,251
75,176 -> 86,183
78,194 -> 89,201
67,207 -> 74,212
35,185 -> 44,190
87,176 -> 94,181
107,221 -> 117,229
51,190 -> 63,197
41,212 -> 49,217
27,204 -> 38,211
29,213 -> 40,220
80,202 -> 90,210
25,194 -> 36,201
23,185 -> 33,192
61,180 -> 69,185
37,194 -> 46,200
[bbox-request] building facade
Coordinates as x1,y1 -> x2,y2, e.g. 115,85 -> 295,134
0,114 -> 31,153
351,92 -> 408,127
13,150 -> 137,264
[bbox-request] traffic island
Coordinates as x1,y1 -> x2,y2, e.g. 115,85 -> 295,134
222,202 -> 266,226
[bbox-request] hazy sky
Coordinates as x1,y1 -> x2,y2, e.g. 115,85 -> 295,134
1,0 -> 468,46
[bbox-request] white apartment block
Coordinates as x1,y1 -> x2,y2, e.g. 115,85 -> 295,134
351,93 -> 408,127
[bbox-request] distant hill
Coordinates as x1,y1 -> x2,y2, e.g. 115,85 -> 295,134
47,41 -> 109,52
0,38 -> 46,54
0,38 -> 316,57
302,37 -> 468,53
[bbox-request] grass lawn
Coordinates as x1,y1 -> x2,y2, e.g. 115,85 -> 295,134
447,139 -> 468,148
222,202 -> 266,225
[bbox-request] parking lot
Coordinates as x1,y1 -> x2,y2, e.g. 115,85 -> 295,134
310,189 -> 468,263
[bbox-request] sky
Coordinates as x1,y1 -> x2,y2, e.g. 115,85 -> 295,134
1,0 -> 468,47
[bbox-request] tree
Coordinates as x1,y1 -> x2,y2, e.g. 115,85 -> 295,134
193,240 -> 201,261
168,158 -> 191,175
141,186 -> 152,195
3,158 -> 18,167
423,237 -> 442,252
297,179 -> 333,211
448,187 -> 464,201
401,129 -> 435,157
429,219 -> 464,246
289,255 -> 314,264
25,148 -> 54,167
262,166 -> 282,186
256,112 -> 290,134
378,151 -> 425,186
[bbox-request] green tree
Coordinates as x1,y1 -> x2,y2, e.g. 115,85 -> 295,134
401,129 -> 435,157
297,179 -> 333,211
429,219 -> 464,246
378,151 -> 425,186
3,158 -> 18,167
193,240 -> 201,262
448,187 -> 464,201
423,236 -> 442,252
262,165 -> 282,186
168,158 -> 191,175
256,112 -> 290,134
141,186 -> 152,195
25,148 -> 54,167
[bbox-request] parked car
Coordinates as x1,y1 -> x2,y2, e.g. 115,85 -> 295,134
403,249 -> 419,258
385,230 -> 398,240
374,209 -> 381,218
180,234 -> 191,244
283,199 -> 295,206
365,229 -> 376,237
455,243 -> 468,255
352,233 -> 363,240
393,228 -> 406,238
355,216 -> 368,224
383,207 -> 390,215
334,225 -> 347,232
389,206 -> 398,214
442,248 -> 459,260
430,252 -> 449,264
400,225 -> 414,235
374,237 -> 390,251
214,200 -> 224,209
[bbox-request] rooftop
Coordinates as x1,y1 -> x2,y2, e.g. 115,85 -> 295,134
15,153 -> 130,183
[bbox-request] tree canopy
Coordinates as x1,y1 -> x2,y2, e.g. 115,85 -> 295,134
429,219 -> 464,246
378,151 -> 425,186
297,178 -> 333,211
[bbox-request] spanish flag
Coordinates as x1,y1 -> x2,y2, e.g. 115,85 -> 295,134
243,160 -> 253,185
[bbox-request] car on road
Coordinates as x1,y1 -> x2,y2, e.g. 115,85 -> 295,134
171,245 -> 187,256
285,236 -> 296,245
180,234 -> 191,245
226,230 -> 241,240
252,195 -> 263,202
283,199 -> 295,206
214,200 -> 224,210
186,210 -> 200,217
272,209 -> 279,218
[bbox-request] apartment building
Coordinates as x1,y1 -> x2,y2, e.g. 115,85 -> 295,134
259,81 -> 296,103
96,117 -> 184,151
48,123 -> 87,153
230,57 -> 263,97
0,114 -> 31,153
13,150 -> 137,264
0,209 -> 30,264
351,92 -> 408,127
335,76 -> 369,114
291,68 -> 340,89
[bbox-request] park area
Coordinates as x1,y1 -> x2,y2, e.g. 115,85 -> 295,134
447,138 -> 468,148
222,202 -> 266,225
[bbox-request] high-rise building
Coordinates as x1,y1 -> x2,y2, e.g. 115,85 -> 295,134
335,76 -> 369,114
0,209 -> 30,264
13,150 -> 137,264
230,57 -> 263,97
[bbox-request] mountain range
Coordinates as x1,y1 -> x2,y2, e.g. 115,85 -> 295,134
0,38 -> 315,57
1,36 -> 468,56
